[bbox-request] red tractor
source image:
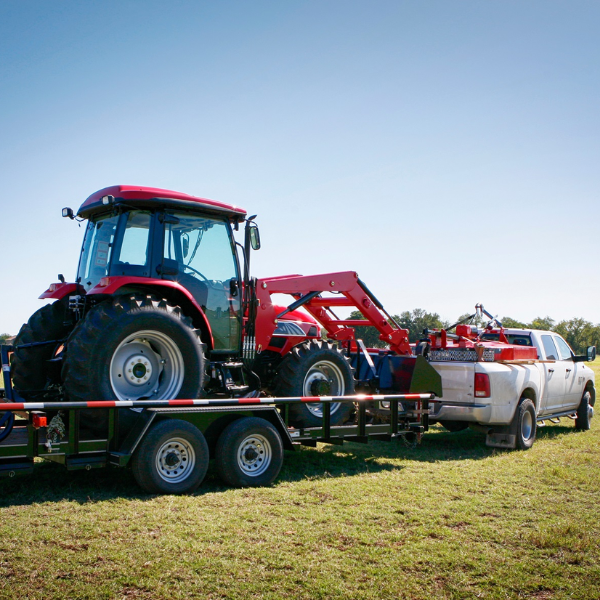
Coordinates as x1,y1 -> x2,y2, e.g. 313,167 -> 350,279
11,185 -> 440,431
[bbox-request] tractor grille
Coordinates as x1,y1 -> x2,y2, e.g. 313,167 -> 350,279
429,349 -> 495,362
242,335 -> 256,364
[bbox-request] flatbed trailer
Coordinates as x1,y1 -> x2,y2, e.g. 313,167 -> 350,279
1,345 -> 435,493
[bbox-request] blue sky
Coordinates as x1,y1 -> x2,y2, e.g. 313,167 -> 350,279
1,1 -> 599,334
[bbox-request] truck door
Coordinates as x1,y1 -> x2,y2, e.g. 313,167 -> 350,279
553,335 -> 582,410
540,334 -> 565,414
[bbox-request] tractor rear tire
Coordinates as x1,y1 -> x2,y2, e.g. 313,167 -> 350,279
10,299 -> 73,398
62,294 -> 204,432
273,340 -> 354,428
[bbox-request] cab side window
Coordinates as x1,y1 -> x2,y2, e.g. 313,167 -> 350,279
554,336 -> 573,361
541,335 -> 558,360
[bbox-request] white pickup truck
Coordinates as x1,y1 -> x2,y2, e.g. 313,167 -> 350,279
428,328 -> 596,449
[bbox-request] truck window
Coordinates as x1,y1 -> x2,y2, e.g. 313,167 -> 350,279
541,335 -> 558,360
554,336 -> 573,361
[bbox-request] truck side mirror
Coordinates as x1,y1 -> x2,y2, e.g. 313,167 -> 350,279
587,346 -> 596,362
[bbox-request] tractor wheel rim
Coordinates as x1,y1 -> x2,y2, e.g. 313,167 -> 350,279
303,360 -> 345,418
521,410 -> 533,440
237,434 -> 271,476
155,437 -> 195,483
109,330 -> 185,401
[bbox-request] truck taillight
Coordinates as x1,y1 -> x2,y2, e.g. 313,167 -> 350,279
474,373 -> 490,398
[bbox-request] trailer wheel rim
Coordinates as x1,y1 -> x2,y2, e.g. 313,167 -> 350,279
109,330 -> 185,401
303,360 -> 345,418
155,437 -> 196,483
521,409 -> 533,441
237,433 -> 272,477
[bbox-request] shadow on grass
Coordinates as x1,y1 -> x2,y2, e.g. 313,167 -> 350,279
0,423 -> 584,507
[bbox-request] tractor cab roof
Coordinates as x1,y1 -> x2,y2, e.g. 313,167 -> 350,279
78,185 -> 247,221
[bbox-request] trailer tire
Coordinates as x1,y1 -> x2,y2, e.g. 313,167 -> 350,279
273,340 -> 354,428
575,390 -> 593,431
62,294 -> 204,432
440,420 -> 469,432
216,417 -> 283,487
132,419 -> 209,494
513,398 -> 537,450
10,299 -> 72,398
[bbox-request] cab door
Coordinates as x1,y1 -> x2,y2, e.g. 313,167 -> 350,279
553,335 -> 583,410
162,212 -> 242,353
540,334 -> 566,415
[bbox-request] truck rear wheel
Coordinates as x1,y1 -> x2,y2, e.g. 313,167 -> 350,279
575,390 -> 593,431
273,340 -> 354,428
62,295 -> 204,431
10,299 -> 72,398
513,398 -> 537,450
131,419 -> 209,494
215,417 -> 283,487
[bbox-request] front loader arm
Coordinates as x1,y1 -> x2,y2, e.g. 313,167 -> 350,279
254,271 -> 411,355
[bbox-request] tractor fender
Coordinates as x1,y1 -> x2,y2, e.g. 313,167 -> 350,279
39,282 -> 80,300
85,276 -> 215,349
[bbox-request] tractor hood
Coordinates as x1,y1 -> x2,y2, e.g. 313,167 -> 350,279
78,185 -> 247,221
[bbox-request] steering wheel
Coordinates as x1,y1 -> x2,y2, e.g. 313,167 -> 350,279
183,263 -> 208,281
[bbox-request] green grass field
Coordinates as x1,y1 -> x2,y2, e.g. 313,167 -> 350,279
1,362 -> 599,599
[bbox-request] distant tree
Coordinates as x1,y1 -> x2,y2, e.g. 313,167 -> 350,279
553,318 -> 600,354
500,316 -> 527,329
396,309 -> 449,342
529,316 -> 555,331
0,333 -> 12,344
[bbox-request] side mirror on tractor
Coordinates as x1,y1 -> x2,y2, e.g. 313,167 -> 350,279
249,223 -> 261,250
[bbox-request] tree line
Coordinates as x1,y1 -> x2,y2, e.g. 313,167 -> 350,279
348,309 -> 600,355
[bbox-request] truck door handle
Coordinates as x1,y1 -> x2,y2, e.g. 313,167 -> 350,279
548,369 -> 554,373
566,369 -> 572,373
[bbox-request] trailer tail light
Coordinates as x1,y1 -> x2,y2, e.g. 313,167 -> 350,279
474,373 -> 490,398
32,413 -> 47,428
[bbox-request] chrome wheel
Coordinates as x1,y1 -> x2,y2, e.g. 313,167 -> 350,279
521,409 -> 533,441
302,360 -> 345,418
109,330 -> 185,401
237,433 -> 272,477
155,437 -> 196,484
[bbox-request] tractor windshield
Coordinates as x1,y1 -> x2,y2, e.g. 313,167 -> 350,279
77,213 -> 120,290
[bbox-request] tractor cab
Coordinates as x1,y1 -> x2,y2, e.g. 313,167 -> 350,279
71,186 -> 249,354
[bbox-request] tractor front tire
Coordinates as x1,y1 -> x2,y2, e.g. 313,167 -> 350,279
10,299 -> 73,398
62,295 -> 204,432
273,340 -> 354,428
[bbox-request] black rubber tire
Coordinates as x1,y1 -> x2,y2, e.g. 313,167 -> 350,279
62,294 -> 204,432
10,299 -> 73,398
440,420 -> 469,432
575,390 -> 593,431
513,398 -> 537,450
273,340 -> 354,428
215,417 -> 284,487
131,419 -> 209,494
